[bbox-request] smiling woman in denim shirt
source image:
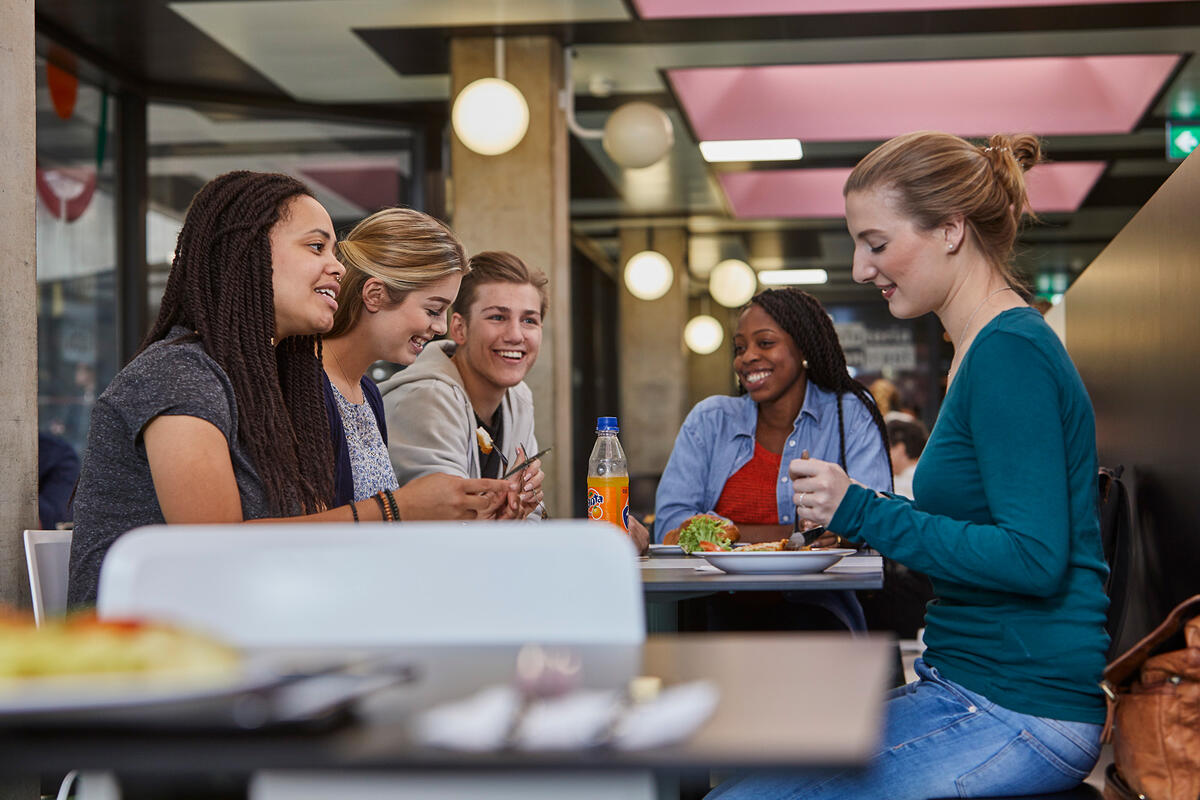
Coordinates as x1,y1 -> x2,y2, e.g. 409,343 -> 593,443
654,287 -> 891,630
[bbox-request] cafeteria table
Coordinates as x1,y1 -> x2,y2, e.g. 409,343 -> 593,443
0,634 -> 893,799
641,551 -> 884,632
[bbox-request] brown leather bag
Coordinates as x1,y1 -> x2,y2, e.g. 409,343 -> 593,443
1101,594 -> 1200,800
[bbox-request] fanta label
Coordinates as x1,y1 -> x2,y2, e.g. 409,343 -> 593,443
586,480 -> 629,531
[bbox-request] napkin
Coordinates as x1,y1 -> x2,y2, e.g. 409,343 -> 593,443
411,681 -> 719,752
412,685 -> 520,751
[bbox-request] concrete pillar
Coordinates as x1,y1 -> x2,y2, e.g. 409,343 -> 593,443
448,37 -> 573,517
0,0 -> 38,611
618,227 -> 689,479
1,19 -> 43,800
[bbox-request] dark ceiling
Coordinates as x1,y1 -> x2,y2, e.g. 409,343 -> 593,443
33,0 -> 1200,302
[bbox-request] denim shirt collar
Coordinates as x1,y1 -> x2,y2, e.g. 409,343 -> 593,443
731,383 -> 832,440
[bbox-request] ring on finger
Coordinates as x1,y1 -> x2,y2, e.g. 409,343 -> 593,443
797,492 -> 806,507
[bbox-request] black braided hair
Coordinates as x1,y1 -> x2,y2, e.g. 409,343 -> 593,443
749,288 -> 892,483
142,170 -> 335,515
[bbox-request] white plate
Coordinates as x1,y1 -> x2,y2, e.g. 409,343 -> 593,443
0,665 -> 281,726
696,549 -> 856,575
0,654 -> 414,729
648,544 -> 685,555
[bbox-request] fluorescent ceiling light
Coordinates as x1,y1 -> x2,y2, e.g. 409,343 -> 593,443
699,139 -> 802,162
758,269 -> 829,286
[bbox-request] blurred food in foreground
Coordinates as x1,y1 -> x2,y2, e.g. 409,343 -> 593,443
0,612 -> 239,680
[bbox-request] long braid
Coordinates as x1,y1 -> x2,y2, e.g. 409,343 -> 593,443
141,171 -> 335,515
751,288 -> 892,484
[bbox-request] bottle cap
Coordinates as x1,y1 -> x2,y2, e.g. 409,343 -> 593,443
596,416 -> 619,433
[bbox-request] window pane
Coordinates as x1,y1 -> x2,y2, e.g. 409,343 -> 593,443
146,102 -> 419,325
35,56 -> 117,455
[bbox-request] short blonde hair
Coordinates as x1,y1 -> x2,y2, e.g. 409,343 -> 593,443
328,207 -> 467,337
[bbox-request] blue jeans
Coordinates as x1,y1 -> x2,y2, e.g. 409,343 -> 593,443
706,659 -> 1102,800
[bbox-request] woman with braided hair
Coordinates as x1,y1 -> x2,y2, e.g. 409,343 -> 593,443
709,133 -> 1108,798
654,286 -> 891,631
68,172 -> 513,606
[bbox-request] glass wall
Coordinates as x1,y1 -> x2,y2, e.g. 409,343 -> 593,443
35,56 -> 117,455
145,102 -> 420,345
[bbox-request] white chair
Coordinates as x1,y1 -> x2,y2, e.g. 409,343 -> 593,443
97,521 -> 652,799
24,528 -> 73,627
97,520 -> 645,649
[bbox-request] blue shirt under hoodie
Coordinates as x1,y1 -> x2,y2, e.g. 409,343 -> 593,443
830,307 -> 1109,723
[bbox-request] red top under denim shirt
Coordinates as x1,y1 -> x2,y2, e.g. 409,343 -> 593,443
714,440 -> 782,524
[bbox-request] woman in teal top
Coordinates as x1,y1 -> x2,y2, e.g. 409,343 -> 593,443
708,132 -> 1109,799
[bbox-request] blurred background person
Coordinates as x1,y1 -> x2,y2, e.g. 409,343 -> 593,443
38,431 -> 79,529
887,418 -> 928,500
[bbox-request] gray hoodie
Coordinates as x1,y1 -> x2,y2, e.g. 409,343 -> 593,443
378,340 -> 539,488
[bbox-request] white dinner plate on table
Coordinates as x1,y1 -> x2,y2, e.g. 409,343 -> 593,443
648,544 -> 685,556
696,549 -> 856,575
0,656 -> 414,729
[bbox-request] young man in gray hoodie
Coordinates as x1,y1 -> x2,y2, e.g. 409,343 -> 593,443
380,251 -> 546,519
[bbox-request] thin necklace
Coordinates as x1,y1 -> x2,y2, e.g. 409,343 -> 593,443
958,286 -> 1014,345
328,344 -> 361,402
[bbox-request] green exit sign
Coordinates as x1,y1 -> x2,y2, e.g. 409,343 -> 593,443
1167,121 -> 1200,160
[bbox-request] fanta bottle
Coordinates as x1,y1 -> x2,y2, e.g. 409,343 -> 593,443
586,416 -> 629,531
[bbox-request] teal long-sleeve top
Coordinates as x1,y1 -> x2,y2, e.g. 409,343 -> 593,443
830,307 -> 1109,724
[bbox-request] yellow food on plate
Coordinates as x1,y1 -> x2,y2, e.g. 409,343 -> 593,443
0,613 -> 240,681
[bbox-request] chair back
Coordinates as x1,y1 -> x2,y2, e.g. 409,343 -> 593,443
96,521 -> 645,648
24,529 -> 73,627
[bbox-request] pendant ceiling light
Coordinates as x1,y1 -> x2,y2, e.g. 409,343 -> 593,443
709,259 -> 758,308
624,249 -> 674,301
561,47 -> 674,170
684,315 -> 725,355
452,39 -> 529,156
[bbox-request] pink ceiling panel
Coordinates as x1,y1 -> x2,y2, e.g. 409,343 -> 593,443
670,55 -> 1179,142
636,0 -> 1190,18
719,161 -> 1105,219
1024,161 -> 1107,213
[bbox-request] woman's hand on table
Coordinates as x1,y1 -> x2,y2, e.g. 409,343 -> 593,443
397,473 -> 514,520
788,456 -> 850,527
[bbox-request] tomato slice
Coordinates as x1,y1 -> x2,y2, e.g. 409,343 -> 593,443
698,540 -> 722,552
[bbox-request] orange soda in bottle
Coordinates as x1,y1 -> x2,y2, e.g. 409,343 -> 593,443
586,416 -> 629,531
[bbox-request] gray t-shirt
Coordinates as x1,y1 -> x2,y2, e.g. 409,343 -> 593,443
68,328 -> 271,606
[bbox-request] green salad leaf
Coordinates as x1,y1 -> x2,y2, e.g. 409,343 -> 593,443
676,516 -> 733,554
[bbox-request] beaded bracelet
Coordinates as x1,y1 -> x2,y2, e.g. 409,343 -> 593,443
349,502 -> 359,523
383,488 -> 400,522
372,492 -> 390,522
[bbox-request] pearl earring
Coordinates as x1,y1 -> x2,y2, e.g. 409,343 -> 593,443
802,359 -> 809,369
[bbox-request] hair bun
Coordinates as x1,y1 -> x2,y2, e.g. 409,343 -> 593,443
983,133 -> 1042,173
